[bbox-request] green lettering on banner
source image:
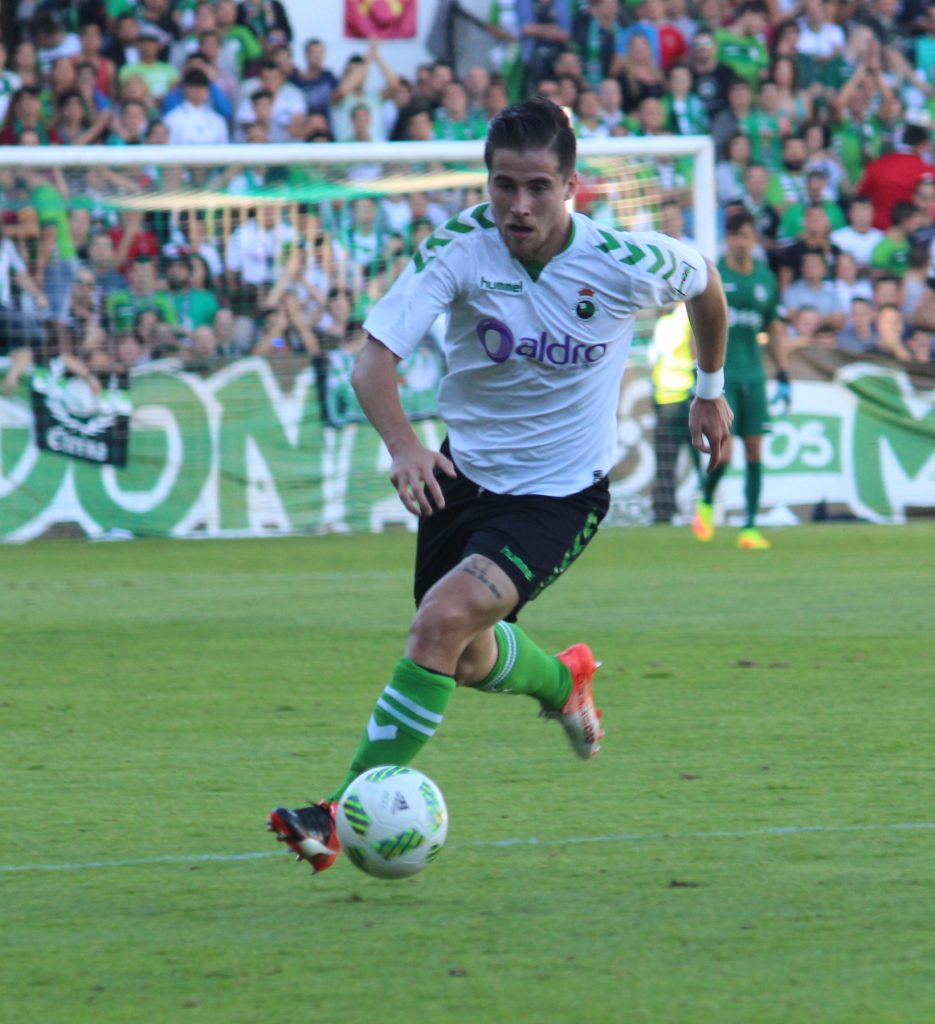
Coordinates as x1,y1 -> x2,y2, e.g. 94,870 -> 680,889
849,371 -> 935,520
0,412 -> 69,536
344,422 -> 393,531
335,418 -> 445,534
763,416 -> 840,474
72,372 -> 211,535
216,363 -> 323,533
2,359 -> 933,540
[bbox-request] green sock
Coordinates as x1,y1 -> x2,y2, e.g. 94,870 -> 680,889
744,461 -> 762,529
702,461 -> 727,504
471,622 -> 571,711
328,659 -> 455,802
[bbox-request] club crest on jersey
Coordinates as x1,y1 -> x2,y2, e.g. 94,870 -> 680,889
475,317 -> 607,367
754,283 -> 769,303
574,286 -> 597,321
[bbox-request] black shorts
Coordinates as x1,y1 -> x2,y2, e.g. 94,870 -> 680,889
414,441 -> 611,620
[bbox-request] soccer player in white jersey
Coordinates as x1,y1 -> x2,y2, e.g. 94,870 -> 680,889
268,98 -> 733,875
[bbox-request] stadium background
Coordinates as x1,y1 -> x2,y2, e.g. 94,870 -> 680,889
0,0 -> 932,540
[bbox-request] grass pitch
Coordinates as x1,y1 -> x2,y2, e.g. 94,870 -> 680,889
2,524 -> 933,1024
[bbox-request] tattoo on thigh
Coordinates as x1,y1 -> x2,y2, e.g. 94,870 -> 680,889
459,557 -> 502,599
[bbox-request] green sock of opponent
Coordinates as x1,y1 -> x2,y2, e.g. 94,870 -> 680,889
702,461 -> 727,505
471,621 -> 571,711
744,461 -> 762,528
328,659 -> 455,802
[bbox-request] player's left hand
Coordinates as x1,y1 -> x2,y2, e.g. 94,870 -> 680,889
771,370 -> 791,416
689,394 -> 733,469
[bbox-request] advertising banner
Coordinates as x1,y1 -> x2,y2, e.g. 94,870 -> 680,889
0,355 -> 932,542
30,360 -> 132,468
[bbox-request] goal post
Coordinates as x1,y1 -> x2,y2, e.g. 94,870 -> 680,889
0,135 -> 717,255
0,135 -> 716,540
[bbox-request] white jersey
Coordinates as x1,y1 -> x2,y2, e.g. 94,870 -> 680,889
364,203 -> 708,496
829,225 -> 884,268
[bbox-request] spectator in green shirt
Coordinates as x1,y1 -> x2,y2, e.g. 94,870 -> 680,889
778,169 -> 846,243
164,254 -> 219,334
713,1 -> 769,92
433,80 -> 487,141
871,200 -> 922,280
118,29 -> 177,102
661,61 -> 709,135
765,134 -> 810,211
215,0 -> 264,76
106,256 -> 178,333
19,166 -> 79,335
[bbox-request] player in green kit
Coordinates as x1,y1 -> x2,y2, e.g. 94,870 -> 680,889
692,208 -> 788,549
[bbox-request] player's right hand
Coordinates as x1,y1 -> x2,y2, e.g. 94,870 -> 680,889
689,394 -> 734,469
389,445 -> 456,517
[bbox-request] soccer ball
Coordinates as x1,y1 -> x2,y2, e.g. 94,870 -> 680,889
336,766 -> 448,879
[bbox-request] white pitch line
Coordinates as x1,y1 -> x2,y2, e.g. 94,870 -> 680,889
2,821 -> 933,874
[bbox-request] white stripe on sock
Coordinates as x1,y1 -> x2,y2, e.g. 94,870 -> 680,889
383,684 -> 444,724
486,621 -> 517,690
375,698 -> 436,736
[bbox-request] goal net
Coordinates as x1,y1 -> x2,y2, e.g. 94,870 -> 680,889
0,137 -> 715,541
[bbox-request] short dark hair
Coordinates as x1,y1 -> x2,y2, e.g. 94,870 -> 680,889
904,124 -> 929,148
890,200 -> 917,227
725,208 -> 755,234
56,88 -> 82,109
182,68 -> 210,89
484,97 -> 576,178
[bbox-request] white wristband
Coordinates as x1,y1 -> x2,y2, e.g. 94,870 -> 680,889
695,367 -> 725,400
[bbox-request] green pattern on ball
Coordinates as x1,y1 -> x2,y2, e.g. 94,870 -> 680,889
365,766 -> 413,783
342,791 -> 371,836
371,827 -> 425,861
426,843 -> 443,863
419,780 -> 445,831
344,845 -> 367,869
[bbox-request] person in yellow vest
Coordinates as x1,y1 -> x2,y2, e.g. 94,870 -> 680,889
649,302 -> 700,523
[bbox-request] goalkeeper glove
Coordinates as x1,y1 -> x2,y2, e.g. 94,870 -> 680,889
771,370 -> 791,415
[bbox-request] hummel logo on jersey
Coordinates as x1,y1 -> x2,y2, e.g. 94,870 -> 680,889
481,276 -> 523,295
476,317 -> 608,367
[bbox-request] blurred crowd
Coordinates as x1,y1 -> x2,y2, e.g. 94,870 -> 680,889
0,0 -> 934,395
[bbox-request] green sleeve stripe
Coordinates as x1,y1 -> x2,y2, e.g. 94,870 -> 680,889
596,229 -> 621,253
621,240 -> 646,266
470,204 -> 496,229
445,216 -> 474,234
